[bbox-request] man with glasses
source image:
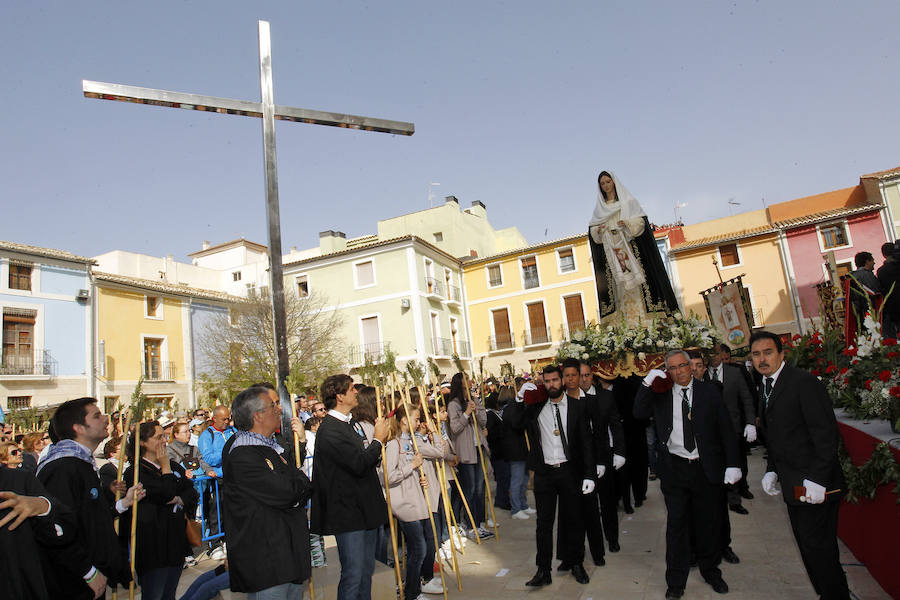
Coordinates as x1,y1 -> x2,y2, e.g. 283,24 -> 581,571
635,350 -> 742,599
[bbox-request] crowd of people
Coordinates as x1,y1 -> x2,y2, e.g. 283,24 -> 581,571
0,327 -> 850,600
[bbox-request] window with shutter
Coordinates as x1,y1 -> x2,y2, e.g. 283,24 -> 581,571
487,264 -> 502,287
563,294 -> 585,335
355,261 -> 375,287
718,243 -> 740,267
491,308 -> 512,349
9,265 -> 32,291
558,248 -> 575,273
521,257 -> 539,289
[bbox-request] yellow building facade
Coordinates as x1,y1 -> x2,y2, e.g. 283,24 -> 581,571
463,234 -> 599,375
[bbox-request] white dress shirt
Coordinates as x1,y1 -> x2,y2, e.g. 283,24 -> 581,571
668,381 -> 700,460
708,363 -> 724,382
761,360 -> 787,406
538,395 -> 569,466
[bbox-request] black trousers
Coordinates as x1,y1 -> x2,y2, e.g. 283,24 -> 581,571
557,477 -> 612,564
726,440 -> 751,505
660,456 -> 723,590
623,424 -> 649,503
786,500 -> 850,600
534,462 -> 584,570
597,471 -> 618,545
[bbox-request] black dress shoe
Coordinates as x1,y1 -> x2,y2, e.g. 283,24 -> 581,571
689,554 -> 697,568
608,541 -> 621,553
526,569 -> 552,587
649,472 -> 658,481
624,504 -> 634,514
722,546 -> 740,564
665,587 -> 684,599
739,488 -> 754,500
706,576 -> 729,594
593,556 -> 606,566
634,498 -> 644,507
729,503 -> 749,515
556,561 -> 573,572
571,563 -> 590,584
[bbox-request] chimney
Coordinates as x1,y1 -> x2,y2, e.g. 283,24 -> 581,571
290,246 -> 297,253
319,230 -> 347,254
202,240 -> 211,250
466,200 -> 487,218
444,195 -> 459,207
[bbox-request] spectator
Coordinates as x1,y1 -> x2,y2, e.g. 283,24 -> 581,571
198,405 -> 234,479
352,386 -> 378,446
178,561 -> 230,600
20,432 -> 46,474
503,385 -> 531,520
120,420 -> 198,600
0,441 -> 22,469
188,419 -> 206,447
98,435 -> 123,502
311,401 -> 327,420
168,422 -> 214,478
877,242 -> 900,338
485,392 -> 510,511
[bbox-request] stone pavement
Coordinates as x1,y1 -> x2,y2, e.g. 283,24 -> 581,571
172,449 -> 889,600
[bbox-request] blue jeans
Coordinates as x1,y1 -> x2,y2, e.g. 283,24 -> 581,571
509,460 -> 529,513
457,463 -> 486,528
334,528 -> 378,600
248,582 -> 305,600
398,518 -> 436,600
138,566 -> 182,600
179,569 -> 230,600
491,458 -> 511,509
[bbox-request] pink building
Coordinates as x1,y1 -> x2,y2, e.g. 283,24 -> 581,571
768,185 -> 889,322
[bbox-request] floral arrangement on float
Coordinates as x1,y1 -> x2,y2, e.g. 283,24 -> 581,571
556,312 -> 720,378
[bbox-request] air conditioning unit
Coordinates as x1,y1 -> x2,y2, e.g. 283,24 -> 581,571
76,289 -> 90,300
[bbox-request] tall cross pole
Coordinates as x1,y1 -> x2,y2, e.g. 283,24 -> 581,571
83,21 -> 414,424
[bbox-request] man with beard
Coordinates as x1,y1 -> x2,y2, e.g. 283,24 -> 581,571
37,397 -> 145,599
505,364 -> 595,587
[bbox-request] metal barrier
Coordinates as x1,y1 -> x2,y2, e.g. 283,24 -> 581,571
192,475 -> 225,543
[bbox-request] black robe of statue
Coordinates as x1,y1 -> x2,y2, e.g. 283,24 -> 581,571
589,216 -> 679,320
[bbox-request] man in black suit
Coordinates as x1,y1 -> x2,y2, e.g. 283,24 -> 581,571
310,374 -> 391,600
751,331 -> 850,600
635,350 -> 742,599
505,364 -> 596,587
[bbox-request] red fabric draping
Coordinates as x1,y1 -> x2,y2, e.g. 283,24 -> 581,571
836,421 -> 900,599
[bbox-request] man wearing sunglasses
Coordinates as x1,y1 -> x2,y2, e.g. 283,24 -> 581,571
635,350 -> 742,600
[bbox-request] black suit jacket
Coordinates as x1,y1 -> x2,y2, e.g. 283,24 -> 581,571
717,363 -> 756,434
309,414 -> 387,535
505,392 -> 594,480
757,364 -> 846,506
583,390 -> 625,469
634,380 -> 740,485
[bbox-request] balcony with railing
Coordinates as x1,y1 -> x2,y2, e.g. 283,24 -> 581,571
424,277 -> 444,299
432,337 -> 453,357
0,350 -> 57,378
144,361 -> 177,382
488,333 -> 515,352
560,320 -> 587,341
349,342 -> 390,366
523,274 -> 540,289
523,326 -> 552,347
444,284 -> 462,306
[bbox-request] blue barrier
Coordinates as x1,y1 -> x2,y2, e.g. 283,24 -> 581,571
191,475 -> 225,543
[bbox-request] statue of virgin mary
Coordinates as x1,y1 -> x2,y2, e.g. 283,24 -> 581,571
588,170 -> 679,326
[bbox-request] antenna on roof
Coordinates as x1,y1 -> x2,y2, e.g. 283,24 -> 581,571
727,198 -> 741,215
427,182 -> 441,208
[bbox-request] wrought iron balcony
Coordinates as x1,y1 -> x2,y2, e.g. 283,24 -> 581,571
456,340 -> 471,358
424,277 -> 444,298
432,337 -> 453,357
488,334 -> 515,351
523,326 -> 552,346
560,321 -> 586,340
0,350 -> 57,377
144,361 -> 177,381
349,342 -> 390,366
444,284 -> 462,305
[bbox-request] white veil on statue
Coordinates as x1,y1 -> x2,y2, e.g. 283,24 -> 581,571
588,170 -> 646,228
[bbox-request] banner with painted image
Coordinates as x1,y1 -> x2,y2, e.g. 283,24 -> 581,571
702,279 -> 753,351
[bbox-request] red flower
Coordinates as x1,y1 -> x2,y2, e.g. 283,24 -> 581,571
879,370 -> 892,383
888,351 -> 899,359
793,334 -> 802,341
811,369 -> 821,376
825,364 -> 838,374
839,367 -> 849,375
891,386 -> 900,398
865,380 -> 873,390
844,347 -> 858,357
884,338 -> 898,346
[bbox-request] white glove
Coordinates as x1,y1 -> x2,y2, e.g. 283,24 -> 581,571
612,454 -> 626,470
516,382 -> 536,402
596,464 -> 606,479
802,479 -> 826,504
642,369 -> 667,387
723,467 -> 742,485
581,479 -> 595,495
743,424 -> 757,443
761,471 -> 780,496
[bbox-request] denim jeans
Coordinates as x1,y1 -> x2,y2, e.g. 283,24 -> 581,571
398,518 -> 435,600
334,528 -> 378,600
491,458 -> 511,509
646,424 -> 658,473
508,460 -> 529,513
248,582 -> 305,600
178,568 -> 230,600
457,462 -> 486,528
138,566 -> 182,600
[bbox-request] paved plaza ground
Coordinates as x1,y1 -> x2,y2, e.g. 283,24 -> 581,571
171,450 -> 889,600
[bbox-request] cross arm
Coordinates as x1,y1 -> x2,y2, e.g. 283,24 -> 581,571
83,80 -> 414,136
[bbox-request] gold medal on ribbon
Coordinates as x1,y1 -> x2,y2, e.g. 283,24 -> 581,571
265,458 -> 275,470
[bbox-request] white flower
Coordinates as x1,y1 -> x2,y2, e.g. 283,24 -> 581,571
637,352 -> 646,360
656,340 -> 664,347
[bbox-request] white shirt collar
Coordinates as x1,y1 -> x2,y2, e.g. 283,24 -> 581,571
672,379 -> 693,400
327,409 -> 352,423
764,360 -> 787,386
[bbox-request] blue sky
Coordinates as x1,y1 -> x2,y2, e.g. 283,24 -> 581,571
2,2 -> 899,260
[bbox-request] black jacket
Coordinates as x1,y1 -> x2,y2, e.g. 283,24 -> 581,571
38,456 -> 131,599
583,389 -> 625,470
877,258 -> 900,317
715,363 -> 757,434
310,415 -> 387,535
634,380 -> 740,485
222,436 -> 312,592
504,391 -> 594,480
119,458 -> 198,575
757,364 -> 846,506
499,405 -> 528,462
485,409 -> 505,461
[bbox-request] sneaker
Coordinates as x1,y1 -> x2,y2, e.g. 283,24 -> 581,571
183,555 -> 197,569
476,527 -> 494,539
209,544 -> 226,560
524,507 -> 537,515
421,578 -> 444,594
511,510 -> 530,520
485,519 -> 499,528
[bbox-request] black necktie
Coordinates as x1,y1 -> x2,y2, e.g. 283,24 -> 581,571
553,403 -> 570,461
681,388 -> 696,453
764,377 -> 774,405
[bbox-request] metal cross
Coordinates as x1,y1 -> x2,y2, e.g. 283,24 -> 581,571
84,20 -> 414,416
